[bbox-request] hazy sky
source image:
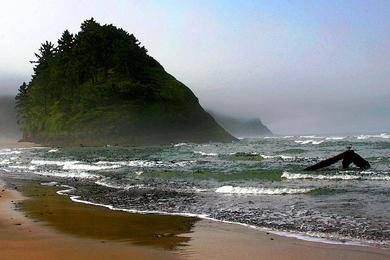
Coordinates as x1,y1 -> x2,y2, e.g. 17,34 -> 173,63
1,0 -> 389,134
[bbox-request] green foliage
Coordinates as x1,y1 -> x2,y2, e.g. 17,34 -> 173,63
16,19 -> 234,145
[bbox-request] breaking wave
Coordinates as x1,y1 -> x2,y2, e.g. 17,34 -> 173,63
295,140 -> 324,145
281,171 -> 390,181
215,185 -> 314,195
194,151 -> 218,156
357,133 -> 390,140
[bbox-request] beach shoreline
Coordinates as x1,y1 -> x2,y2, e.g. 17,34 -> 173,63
1,141 -> 390,259
0,177 -> 388,260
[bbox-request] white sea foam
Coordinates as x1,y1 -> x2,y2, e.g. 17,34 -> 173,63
94,178 -> 144,189
31,160 -> 121,171
0,149 -> 22,155
282,171 -> 390,181
174,143 -> 190,147
325,136 -> 345,140
63,163 -> 121,171
31,160 -> 80,166
229,152 -> 259,156
215,185 -> 313,195
261,154 -> 294,160
299,135 -> 324,139
34,170 -> 99,179
194,151 -> 218,156
9,165 -> 37,170
95,160 -> 193,168
95,160 -> 154,167
295,140 -> 324,145
0,159 -> 10,165
357,133 -> 390,140
40,181 -> 58,186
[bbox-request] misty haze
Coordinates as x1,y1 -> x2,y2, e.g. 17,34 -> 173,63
0,1 -> 389,259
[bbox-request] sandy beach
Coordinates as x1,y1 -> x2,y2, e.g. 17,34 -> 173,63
0,176 -> 388,260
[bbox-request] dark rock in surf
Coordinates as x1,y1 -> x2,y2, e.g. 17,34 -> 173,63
304,150 -> 370,171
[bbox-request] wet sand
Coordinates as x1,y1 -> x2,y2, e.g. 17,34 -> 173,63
1,141 -> 390,259
1,179 -> 389,260
0,181 -> 180,259
0,141 -> 40,149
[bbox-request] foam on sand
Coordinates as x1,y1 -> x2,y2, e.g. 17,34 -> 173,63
34,170 -> 99,179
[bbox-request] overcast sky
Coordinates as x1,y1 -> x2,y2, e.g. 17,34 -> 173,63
0,0 -> 389,134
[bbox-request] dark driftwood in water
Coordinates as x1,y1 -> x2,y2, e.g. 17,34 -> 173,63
304,150 -> 370,171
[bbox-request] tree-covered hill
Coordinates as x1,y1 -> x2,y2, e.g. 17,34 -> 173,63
16,19 -> 235,146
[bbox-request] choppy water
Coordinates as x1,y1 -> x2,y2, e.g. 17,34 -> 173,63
1,133 -> 390,247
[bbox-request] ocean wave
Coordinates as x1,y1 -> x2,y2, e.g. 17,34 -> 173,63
31,159 -> 80,166
95,160 -> 193,168
174,143 -> 190,147
63,163 -> 121,171
0,149 -> 22,155
295,140 -> 324,145
282,171 -> 390,181
299,135 -> 324,139
260,154 -> 294,160
0,159 -> 11,165
325,137 -> 345,140
9,165 -> 37,170
215,185 -> 314,195
31,160 -> 118,171
34,170 -> 99,179
357,133 -> 390,140
194,151 -> 218,156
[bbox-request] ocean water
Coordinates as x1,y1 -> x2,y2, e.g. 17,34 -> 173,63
1,133 -> 390,247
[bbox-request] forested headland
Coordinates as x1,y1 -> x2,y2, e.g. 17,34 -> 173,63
16,19 -> 234,146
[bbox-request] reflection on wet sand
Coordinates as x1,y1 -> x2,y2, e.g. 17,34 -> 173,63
16,180 -> 198,250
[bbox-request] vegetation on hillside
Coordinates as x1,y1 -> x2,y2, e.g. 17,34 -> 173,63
16,19 -> 234,145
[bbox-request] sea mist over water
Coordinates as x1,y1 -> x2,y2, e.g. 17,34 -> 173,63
0,96 -> 21,143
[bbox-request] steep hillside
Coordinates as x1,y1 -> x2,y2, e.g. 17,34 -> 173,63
16,19 -> 235,146
209,112 -> 272,138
